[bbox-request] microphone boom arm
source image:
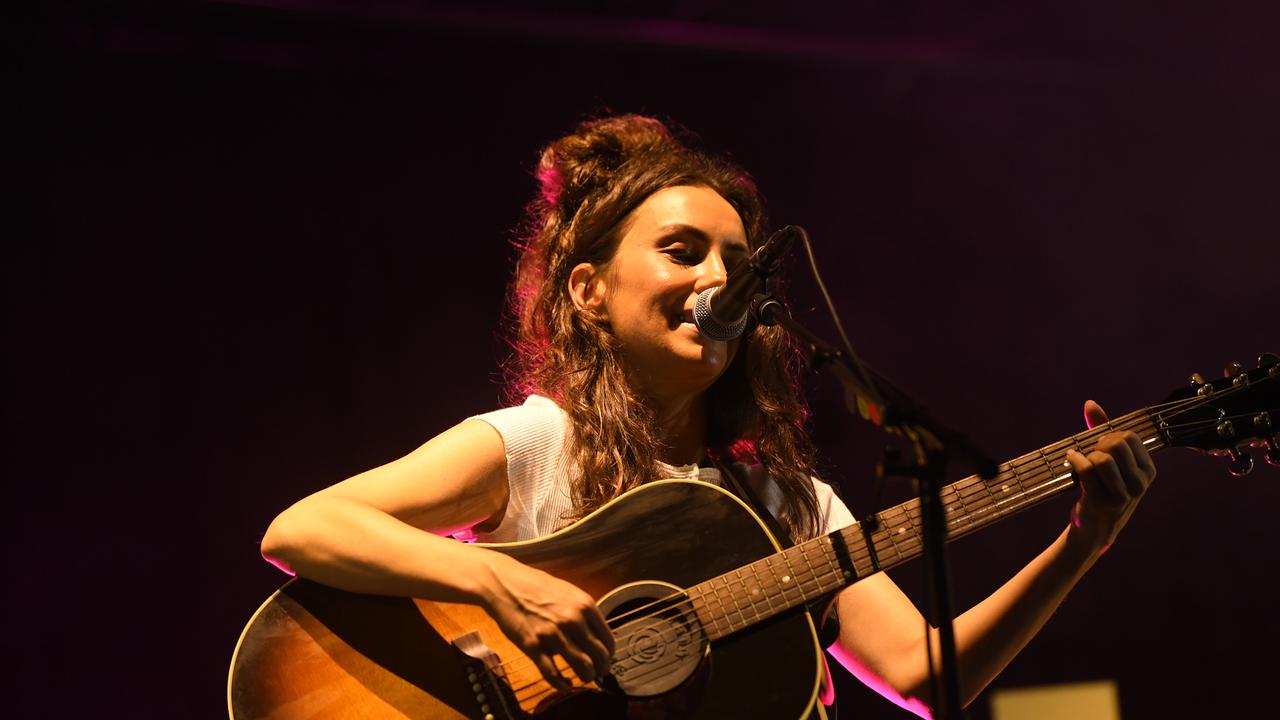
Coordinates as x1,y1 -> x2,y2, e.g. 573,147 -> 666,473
751,290 -> 995,720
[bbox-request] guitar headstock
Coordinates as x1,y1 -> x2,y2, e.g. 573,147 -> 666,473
1152,353 -> 1280,476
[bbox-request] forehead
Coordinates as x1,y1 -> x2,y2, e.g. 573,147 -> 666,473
623,185 -> 748,247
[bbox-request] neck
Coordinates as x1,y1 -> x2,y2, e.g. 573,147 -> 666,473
651,392 -> 707,466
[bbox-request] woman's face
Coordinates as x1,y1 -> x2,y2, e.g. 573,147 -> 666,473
583,185 -> 751,400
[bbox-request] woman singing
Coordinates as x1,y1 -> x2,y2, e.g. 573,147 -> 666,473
260,114 -> 1156,717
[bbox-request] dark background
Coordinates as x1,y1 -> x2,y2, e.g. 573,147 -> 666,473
13,1 -> 1279,717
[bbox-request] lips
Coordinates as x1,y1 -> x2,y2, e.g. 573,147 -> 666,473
667,307 -> 697,332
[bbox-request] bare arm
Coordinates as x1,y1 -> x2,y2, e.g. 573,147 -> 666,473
259,418 -> 614,687
828,401 -> 1157,716
261,419 -> 511,593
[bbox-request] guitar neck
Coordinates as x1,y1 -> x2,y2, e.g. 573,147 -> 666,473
687,407 -> 1165,640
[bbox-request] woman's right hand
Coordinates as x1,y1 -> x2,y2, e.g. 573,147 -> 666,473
478,551 -> 615,689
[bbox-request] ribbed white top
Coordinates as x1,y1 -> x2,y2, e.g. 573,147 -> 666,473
464,395 -> 854,543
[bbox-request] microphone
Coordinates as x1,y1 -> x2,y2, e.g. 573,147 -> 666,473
693,225 -> 800,341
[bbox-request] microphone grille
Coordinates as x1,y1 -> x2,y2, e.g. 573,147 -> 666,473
693,287 -> 749,341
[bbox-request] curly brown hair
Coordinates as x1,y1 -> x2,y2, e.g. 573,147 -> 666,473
504,114 -> 823,541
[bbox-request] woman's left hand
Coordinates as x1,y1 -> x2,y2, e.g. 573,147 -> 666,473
1065,399 -> 1158,553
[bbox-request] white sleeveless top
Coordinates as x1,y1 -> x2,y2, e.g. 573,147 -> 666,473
462,395 -> 855,543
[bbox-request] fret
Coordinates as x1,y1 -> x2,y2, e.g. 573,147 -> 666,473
880,511 -> 910,562
784,554 -> 805,601
797,542 -> 825,597
956,476 -> 991,499
820,539 -> 844,591
881,515 -> 909,564
949,479 -> 984,531
690,587 -> 725,639
720,574 -> 739,623
957,475 -> 999,537
964,475 -> 996,524
781,555 -> 803,603
772,555 -> 793,602
745,565 -> 769,618
1036,447 -> 1057,482
733,567 -> 761,624
986,469 -> 1009,515
1070,428 -> 1089,455
696,579 -> 727,635
762,553 -> 787,606
704,588 -> 727,638
826,532 -> 853,582
767,552 -> 792,607
774,552 -> 797,601
837,527 -> 863,578
899,502 -> 923,544
945,483 -> 970,537
1004,460 -> 1024,496
889,516 -> 912,561
981,465 -> 1013,521
711,573 -> 742,630
747,558 -> 776,613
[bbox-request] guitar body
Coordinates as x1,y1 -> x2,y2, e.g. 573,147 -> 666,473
228,480 -> 825,719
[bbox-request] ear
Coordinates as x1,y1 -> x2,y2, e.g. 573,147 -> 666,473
568,262 -> 609,320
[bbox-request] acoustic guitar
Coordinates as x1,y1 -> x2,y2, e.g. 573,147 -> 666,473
228,357 -> 1278,719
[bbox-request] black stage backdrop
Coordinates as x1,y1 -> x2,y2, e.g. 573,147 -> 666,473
13,2 -> 1279,717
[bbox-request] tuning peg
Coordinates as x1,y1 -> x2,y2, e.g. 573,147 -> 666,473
1224,362 -> 1244,378
1189,372 -> 1215,397
1258,411 -> 1280,466
1265,439 -> 1280,467
1227,448 -> 1255,476
1260,352 -> 1279,372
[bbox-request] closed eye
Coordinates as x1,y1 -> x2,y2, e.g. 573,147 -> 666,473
664,247 -> 701,265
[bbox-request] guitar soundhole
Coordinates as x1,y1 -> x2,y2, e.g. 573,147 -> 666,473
598,581 -> 708,698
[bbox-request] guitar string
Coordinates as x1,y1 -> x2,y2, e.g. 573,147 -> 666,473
507,462 -> 1088,706
510,409 -> 1275,706
497,400 -> 1227,701
507,431 -> 1159,702
492,382 -> 1276,702
508,438 -> 1179,705
513,413 -> 1256,701
571,427 -> 1163,695
507,459 -> 1085,705
502,413 -> 1215,703
581,377 -> 1274,647
501,443 -> 1121,707
521,385 -> 1244,641
500,424 -> 1153,701
570,380 -> 1277,695
567,378 -> 1271,643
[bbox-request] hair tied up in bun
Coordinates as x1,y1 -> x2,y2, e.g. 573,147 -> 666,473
536,114 -> 679,219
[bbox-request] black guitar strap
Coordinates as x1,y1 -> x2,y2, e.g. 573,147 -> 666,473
705,456 -> 841,717
706,456 -> 793,545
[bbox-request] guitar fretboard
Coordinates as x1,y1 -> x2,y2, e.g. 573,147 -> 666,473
687,408 -> 1163,640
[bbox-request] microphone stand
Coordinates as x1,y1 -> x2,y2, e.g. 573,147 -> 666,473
751,294 -> 997,720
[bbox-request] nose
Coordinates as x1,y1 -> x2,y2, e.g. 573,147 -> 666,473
692,251 -> 729,294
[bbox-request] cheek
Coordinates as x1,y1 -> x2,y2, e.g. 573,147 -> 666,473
617,265 -> 677,314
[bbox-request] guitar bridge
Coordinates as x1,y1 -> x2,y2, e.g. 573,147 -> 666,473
451,631 -> 516,719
